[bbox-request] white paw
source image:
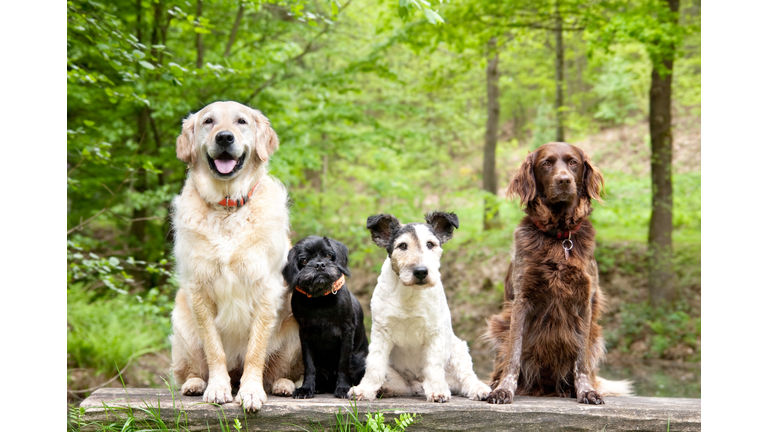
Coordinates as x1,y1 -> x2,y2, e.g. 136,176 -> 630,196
423,381 -> 451,403
236,382 -> 268,412
202,378 -> 233,404
181,377 -> 206,396
466,381 -> 492,401
348,384 -> 380,401
271,378 -> 295,397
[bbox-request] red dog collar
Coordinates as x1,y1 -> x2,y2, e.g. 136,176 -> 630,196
532,219 -> 582,240
295,274 -> 345,298
218,182 -> 259,208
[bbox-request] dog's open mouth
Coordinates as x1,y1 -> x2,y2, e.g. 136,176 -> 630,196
207,152 -> 245,176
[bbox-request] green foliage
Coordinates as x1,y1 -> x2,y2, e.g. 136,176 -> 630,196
591,170 -> 701,243
67,283 -> 172,377
299,398 -> 420,432
605,301 -> 700,361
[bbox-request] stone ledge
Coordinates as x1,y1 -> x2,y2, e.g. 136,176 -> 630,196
79,388 -> 701,432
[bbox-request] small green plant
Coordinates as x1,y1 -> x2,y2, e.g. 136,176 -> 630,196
291,398 -> 420,432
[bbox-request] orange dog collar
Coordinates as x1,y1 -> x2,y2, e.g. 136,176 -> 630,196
295,274 -> 345,298
218,182 -> 259,208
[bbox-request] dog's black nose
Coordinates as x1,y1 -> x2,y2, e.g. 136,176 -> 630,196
315,262 -> 326,270
216,131 -> 234,146
413,266 -> 428,280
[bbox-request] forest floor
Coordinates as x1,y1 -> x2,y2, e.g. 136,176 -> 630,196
67,116 -> 701,405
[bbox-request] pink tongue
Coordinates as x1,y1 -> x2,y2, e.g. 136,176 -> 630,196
214,158 -> 237,174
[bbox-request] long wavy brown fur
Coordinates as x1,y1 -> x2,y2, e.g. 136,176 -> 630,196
486,142 -> 609,400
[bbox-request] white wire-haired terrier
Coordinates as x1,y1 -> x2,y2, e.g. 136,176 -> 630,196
348,212 -> 491,403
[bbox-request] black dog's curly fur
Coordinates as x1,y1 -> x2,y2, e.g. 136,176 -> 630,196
282,236 -> 369,399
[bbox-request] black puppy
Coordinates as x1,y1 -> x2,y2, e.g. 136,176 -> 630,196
282,236 -> 369,399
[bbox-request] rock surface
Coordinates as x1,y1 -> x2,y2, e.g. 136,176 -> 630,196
78,388 -> 700,431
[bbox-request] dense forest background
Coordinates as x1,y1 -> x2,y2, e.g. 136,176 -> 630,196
67,0 -> 701,403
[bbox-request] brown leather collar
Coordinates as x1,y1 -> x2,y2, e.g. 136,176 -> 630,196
532,218 -> 582,240
294,274 -> 345,298
218,182 -> 259,208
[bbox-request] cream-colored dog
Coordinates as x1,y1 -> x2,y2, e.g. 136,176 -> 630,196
169,101 -> 301,412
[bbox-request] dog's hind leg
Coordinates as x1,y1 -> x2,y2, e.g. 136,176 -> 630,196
263,315 -> 301,397
379,366 -> 413,397
171,290 -> 209,396
445,336 -> 491,401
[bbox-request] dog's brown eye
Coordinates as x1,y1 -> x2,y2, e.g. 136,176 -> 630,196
301,259 -> 308,266
569,160 -> 578,165
426,241 -> 435,249
542,161 -> 550,167
398,243 -> 407,251
203,118 -> 213,124
325,254 -> 332,259
238,118 -> 247,125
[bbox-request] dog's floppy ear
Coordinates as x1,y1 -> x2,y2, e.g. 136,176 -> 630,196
282,246 -> 300,289
327,237 -> 351,277
579,148 -> 605,204
366,214 -> 401,249
507,149 -> 538,208
176,112 -> 197,164
424,211 -> 459,244
251,108 -> 279,162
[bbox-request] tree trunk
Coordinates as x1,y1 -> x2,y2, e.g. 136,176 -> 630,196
648,0 -> 679,306
225,3 -> 245,57
554,0 -> 565,142
196,0 -> 204,68
483,37 -> 501,231
129,107 -> 150,254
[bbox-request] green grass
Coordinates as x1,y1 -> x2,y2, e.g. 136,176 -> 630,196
67,284 -> 171,379
68,371 -> 419,432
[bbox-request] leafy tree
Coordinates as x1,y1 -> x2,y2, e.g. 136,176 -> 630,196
589,0 -> 698,304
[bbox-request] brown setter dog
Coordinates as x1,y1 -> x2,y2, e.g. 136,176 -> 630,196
485,142 -> 631,405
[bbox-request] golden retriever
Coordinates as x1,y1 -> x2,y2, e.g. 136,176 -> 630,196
169,101 -> 301,411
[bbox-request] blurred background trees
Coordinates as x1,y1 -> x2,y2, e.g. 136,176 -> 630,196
67,0 -> 700,401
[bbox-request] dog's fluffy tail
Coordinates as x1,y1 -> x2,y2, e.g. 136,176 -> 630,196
595,376 -> 633,397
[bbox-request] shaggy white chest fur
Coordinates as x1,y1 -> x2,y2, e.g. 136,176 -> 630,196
370,258 -> 453,376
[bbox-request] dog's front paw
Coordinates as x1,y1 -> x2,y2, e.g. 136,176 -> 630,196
236,383 -> 268,411
181,377 -> 206,396
271,378 -> 295,397
293,387 -> 315,399
202,379 -> 233,404
348,384 -> 379,401
334,384 -> 351,399
467,381 -> 492,401
577,390 -> 604,405
423,381 -> 451,403
486,388 -> 514,404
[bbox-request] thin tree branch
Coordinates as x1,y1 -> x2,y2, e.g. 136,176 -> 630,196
247,0 -> 353,102
225,3 -> 245,57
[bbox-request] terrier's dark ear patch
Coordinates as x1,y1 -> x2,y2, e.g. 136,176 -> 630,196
282,246 -> 300,288
424,211 -> 459,244
366,214 -> 401,249
327,237 -> 351,277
